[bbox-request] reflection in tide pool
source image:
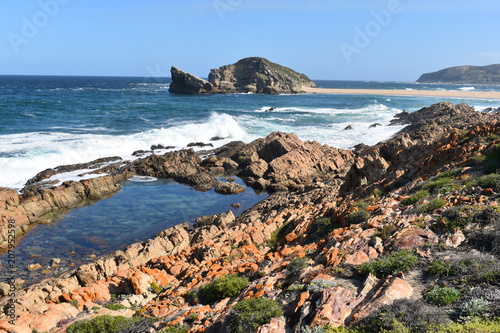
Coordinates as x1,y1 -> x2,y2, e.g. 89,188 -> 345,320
2,178 -> 267,285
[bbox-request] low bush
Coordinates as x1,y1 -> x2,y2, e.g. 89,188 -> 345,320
161,324 -> 190,333
359,249 -> 418,278
103,303 -> 127,311
414,197 -> 446,214
467,208 -> 500,257
227,297 -> 283,333
441,206 -> 477,230
425,286 -> 462,306
306,279 -> 337,293
197,275 -> 249,304
482,144 -> 500,174
435,318 -> 500,332
347,202 -> 370,224
66,315 -> 149,333
150,281 -> 163,294
309,217 -> 337,242
400,190 -> 429,206
426,254 -> 500,286
474,173 -> 500,189
458,298 -> 490,320
288,257 -> 310,275
360,298 -> 450,333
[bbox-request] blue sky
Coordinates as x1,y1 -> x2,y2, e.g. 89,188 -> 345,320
1,0 -> 500,81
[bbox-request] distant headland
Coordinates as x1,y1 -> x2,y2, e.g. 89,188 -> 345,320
417,64 -> 500,84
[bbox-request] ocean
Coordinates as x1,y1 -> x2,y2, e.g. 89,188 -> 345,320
1,76 -> 500,284
2,75 -> 500,191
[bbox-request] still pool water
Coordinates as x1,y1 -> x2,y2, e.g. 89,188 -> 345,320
1,177 -> 267,285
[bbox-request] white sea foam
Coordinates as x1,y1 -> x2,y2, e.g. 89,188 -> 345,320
252,104 -> 393,115
0,113 -> 246,190
128,175 -> 158,182
459,86 -> 476,91
45,169 -> 104,187
239,103 -> 404,149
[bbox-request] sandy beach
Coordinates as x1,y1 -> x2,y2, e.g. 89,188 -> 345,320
303,86 -> 500,99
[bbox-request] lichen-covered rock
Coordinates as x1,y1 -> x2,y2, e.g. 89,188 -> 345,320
168,66 -> 214,94
208,57 -> 316,94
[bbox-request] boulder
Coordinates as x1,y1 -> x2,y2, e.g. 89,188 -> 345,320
208,57 -> 317,94
168,66 -> 214,94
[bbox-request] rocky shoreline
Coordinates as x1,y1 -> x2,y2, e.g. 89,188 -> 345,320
1,102 -> 500,332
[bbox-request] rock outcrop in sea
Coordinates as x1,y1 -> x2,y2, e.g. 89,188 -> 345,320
1,102 -> 500,332
168,66 -> 214,94
168,57 -> 316,95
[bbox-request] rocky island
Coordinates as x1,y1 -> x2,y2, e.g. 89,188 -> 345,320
1,102 -> 500,332
168,57 -> 317,95
417,64 -> 500,84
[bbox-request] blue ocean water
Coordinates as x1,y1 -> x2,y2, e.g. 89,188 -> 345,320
6,177 -> 266,284
2,75 -> 500,190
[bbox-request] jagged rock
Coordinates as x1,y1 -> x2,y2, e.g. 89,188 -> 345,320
208,57 -> 316,94
187,142 -> 214,148
393,228 -> 438,249
168,66 -> 214,94
228,132 -> 353,190
238,159 -> 269,178
256,318 -> 286,333
308,287 -> 361,327
214,181 -> 246,195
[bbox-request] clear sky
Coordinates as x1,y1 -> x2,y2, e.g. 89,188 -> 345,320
1,0 -> 500,81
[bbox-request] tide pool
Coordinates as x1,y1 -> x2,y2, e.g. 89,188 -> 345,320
1,177 -> 267,285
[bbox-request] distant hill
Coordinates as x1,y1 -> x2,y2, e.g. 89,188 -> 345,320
417,64 -> 500,84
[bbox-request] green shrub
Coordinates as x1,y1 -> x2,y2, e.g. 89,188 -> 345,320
374,224 -> 397,241
309,217 -> 337,242
104,303 -> 127,311
483,144 -> 500,174
427,260 -> 453,277
422,177 -> 455,193
426,254 -> 500,287
66,315 -> 146,333
486,134 -> 500,143
474,173 -> 500,189
359,249 -> 418,278
150,282 -> 163,294
459,298 -> 490,319
434,318 -> 500,332
425,286 -> 461,306
287,257 -> 310,274
372,188 -> 385,199
197,275 -> 249,304
400,190 -> 429,206
361,299 -> 450,333
161,324 -> 190,333
228,297 -> 283,333
441,206 -> 477,230
306,279 -> 338,293
347,202 -> 370,224
415,197 -> 446,214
